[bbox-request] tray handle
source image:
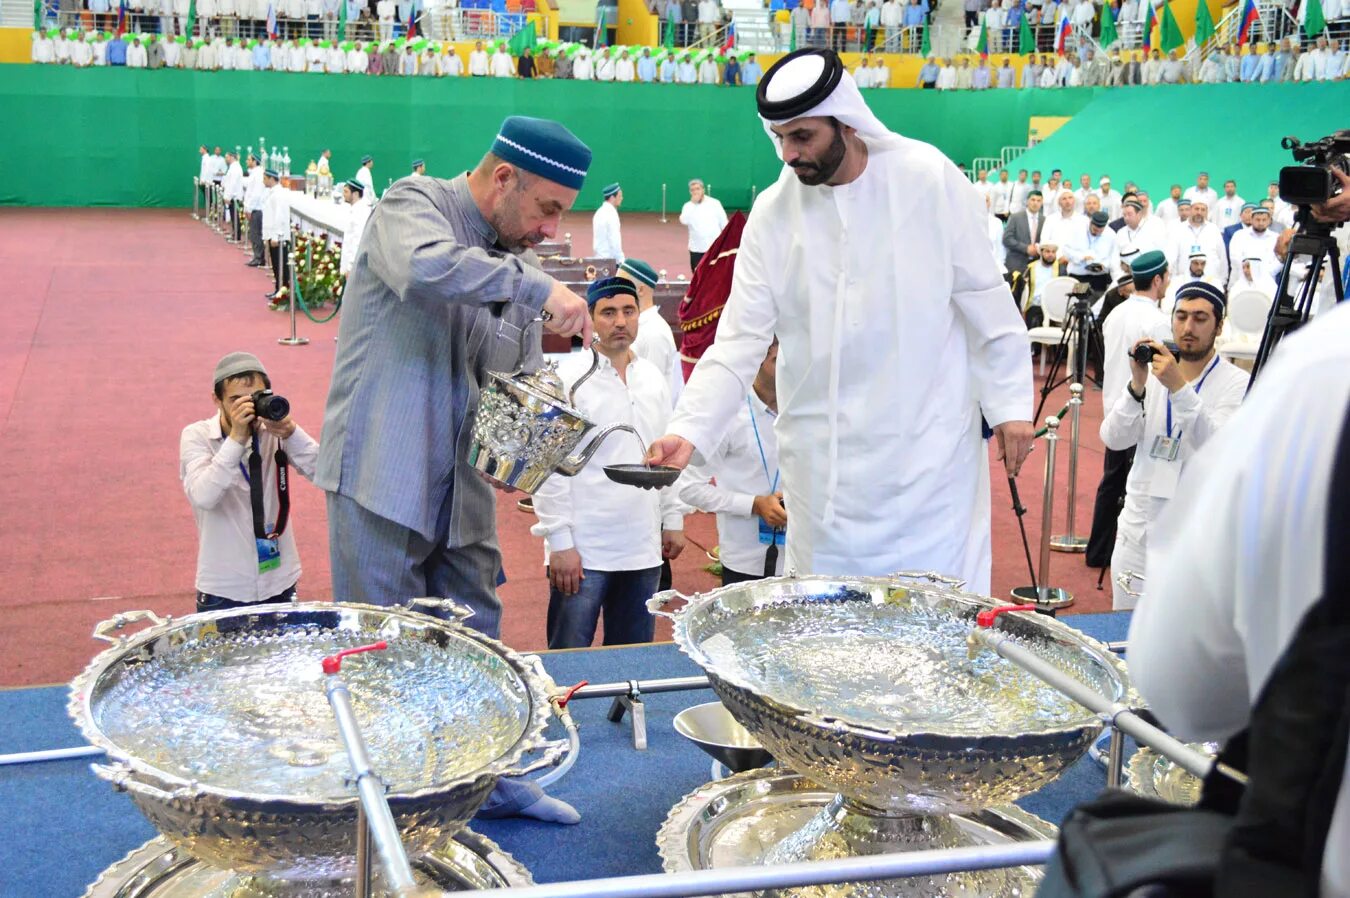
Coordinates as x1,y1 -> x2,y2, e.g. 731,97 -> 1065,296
646,590 -> 690,620
91,762 -> 200,802
496,738 -> 570,778
404,598 -> 475,622
887,570 -> 968,590
91,610 -> 167,644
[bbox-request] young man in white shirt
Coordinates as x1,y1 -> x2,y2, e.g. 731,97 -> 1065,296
591,182 -> 624,263
1100,282 -> 1248,608
678,341 -> 786,585
180,352 -> 319,613
531,277 -> 686,649
618,258 -> 678,401
678,178 -> 728,273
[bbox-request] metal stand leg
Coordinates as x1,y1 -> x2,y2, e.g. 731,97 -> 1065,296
355,802 -> 372,898
660,184 -> 668,224
1105,726 -> 1126,789
1011,415 -> 1074,614
606,684 -> 648,751
1051,383 -> 1088,553
279,241 -> 309,346
192,177 -> 199,219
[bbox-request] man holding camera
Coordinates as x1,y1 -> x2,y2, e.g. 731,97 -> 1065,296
181,352 -> 319,614
1100,281 -> 1248,609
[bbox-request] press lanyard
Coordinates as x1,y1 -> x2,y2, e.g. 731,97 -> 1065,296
238,432 -> 290,540
1165,355 -> 1221,440
747,396 -> 779,493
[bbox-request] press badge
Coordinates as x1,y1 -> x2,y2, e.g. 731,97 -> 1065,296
758,520 -> 786,546
256,531 -> 280,573
1147,441 -> 1181,499
1150,435 -> 1181,462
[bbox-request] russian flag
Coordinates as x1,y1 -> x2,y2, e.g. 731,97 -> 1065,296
1054,6 -> 1072,54
1237,0 -> 1260,43
266,0 -> 276,38
720,21 -> 736,51
114,0 -> 127,36
1142,1 -> 1155,49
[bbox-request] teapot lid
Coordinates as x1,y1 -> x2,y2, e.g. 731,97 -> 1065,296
513,360 -> 569,404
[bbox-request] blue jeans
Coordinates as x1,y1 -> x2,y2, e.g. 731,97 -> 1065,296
196,584 -> 297,614
546,566 -> 661,650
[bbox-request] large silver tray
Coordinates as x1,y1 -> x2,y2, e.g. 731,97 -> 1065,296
69,602 -> 563,880
82,829 -> 532,898
1125,743 -> 1218,807
653,575 -> 1132,816
657,768 -> 1055,898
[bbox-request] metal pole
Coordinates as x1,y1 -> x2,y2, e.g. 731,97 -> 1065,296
1010,416 -> 1073,611
466,841 -> 1056,898
1051,384 -> 1087,552
1105,726 -> 1126,789
569,675 -> 709,701
660,184 -> 668,224
192,177 -> 199,219
325,678 -> 417,894
279,239 -> 309,345
355,802 -> 373,898
0,745 -> 103,766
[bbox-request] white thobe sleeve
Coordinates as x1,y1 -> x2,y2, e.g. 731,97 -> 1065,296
1166,368 -> 1247,446
530,469 -> 576,553
677,439 -> 757,517
943,164 -> 1034,427
1099,384 -> 1145,451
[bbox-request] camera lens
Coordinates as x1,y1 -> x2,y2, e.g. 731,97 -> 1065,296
251,390 -> 290,421
1130,345 -> 1154,365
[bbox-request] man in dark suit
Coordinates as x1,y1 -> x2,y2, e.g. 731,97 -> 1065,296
1001,189 -> 1045,279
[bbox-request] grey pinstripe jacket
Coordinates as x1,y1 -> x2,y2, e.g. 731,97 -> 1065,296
316,174 -> 553,546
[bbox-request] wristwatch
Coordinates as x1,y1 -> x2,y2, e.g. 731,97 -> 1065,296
1126,382 -> 1146,404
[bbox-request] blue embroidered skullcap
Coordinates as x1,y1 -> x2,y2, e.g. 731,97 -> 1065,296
491,116 -> 592,191
1241,202 -> 1258,211
1175,280 -> 1226,316
586,276 -> 639,308
618,258 -> 658,288
344,178 -> 364,193
360,154 -> 373,165
263,168 -> 280,179
602,182 -> 621,199
1177,197 -> 1192,207
411,158 -> 424,170
1130,249 -> 1168,284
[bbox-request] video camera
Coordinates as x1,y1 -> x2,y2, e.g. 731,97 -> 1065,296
1278,130 -> 1350,207
1131,341 -> 1181,365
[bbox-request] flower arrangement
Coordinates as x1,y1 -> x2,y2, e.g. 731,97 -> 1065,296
288,226 -> 344,308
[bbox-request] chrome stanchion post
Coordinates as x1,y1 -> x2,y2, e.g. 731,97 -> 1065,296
1051,383 -> 1088,553
355,802 -> 373,898
1011,415 -> 1074,612
660,183 -> 668,224
1105,726 -> 1126,789
279,239 -> 309,346
192,176 -> 200,219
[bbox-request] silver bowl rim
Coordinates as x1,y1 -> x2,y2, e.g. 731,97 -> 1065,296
1124,742 -> 1218,805
657,573 -> 1135,745
67,601 -> 558,808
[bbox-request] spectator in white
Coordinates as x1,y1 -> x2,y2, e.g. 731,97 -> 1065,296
437,45 -> 461,75
592,48 -> 613,80
1071,0 -> 1094,28
697,52 -> 719,83
164,34 -> 182,66
679,178 -> 728,272
1041,189 -> 1087,253
937,57 -> 957,89
1163,197 -> 1192,244
678,342 -> 787,585
1073,173 -> 1094,214
181,352 -> 320,614
1101,281 -> 1247,608
1154,183 -> 1183,223
1213,179 -> 1246,229
220,36 -> 238,70
308,39 -> 329,71
853,54 -> 873,87
971,169 -> 993,206
94,33 -> 109,65
1159,47 -> 1186,82
70,31 -> 93,66
286,39 -> 306,71
1022,243 -> 1063,314
31,30 -> 55,64
1163,251 -> 1218,305
575,47 -> 595,80
327,39 -> 346,72
955,56 -> 973,89
1039,58 -> 1060,87
619,258 -> 680,400
1170,200 -> 1228,286
1064,210 -> 1119,292
1227,206 -> 1278,288
242,154 -> 266,267
1141,47 -> 1163,83
868,57 -> 888,86
1183,171 -> 1218,214
1010,169 -> 1031,213
490,44 -> 513,77
127,36 -> 148,67
592,182 -> 624,263
260,169 -> 291,302
467,39 -> 488,74
354,154 -> 374,203
419,47 -> 437,76
222,151 -> 246,242
990,169 -> 1014,221
1119,197 -> 1168,256
615,48 -> 636,81
986,195 -> 1007,274
743,54 -> 764,84
971,57 -> 992,89
1198,50 -> 1224,82
996,57 -> 1015,87
1232,256 -> 1277,297
1096,175 -> 1123,219
54,28 -> 71,64
376,0 -> 394,39
659,51 -> 677,82
530,277 -> 685,649
322,0 -> 340,39
1021,54 -> 1043,87
338,179 -> 371,277
676,51 -> 696,82
349,40 -> 369,72
271,40 -> 288,72
880,0 -> 901,49
1056,53 -> 1078,85
698,0 -> 718,41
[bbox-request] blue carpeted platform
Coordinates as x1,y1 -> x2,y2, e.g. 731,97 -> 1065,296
0,613 -> 1130,897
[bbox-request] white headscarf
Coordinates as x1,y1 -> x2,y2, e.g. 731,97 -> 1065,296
758,52 -> 898,161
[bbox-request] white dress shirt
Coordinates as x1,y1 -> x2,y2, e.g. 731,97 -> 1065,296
677,393 -> 786,577
261,184 -> 291,241
199,153 -> 216,184
531,352 -> 683,571
1169,220 -> 1228,286
180,416 -> 319,601
1182,184 -> 1219,216
1212,194 -> 1246,228
339,201 -> 371,275
631,306 -> 678,401
127,43 -> 148,67
490,49 -> 514,76
1227,227 -> 1279,287
355,165 -> 375,203
592,201 -> 623,262
222,160 -> 245,201
1063,222 -> 1118,277
468,48 -> 489,74
1100,294 -> 1170,414
679,195 -> 729,253
1040,211 -> 1086,250
1154,196 -> 1181,223
243,166 -> 266,212
989,180 -> 1014,216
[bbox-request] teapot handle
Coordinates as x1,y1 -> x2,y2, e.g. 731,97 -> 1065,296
503,315 -> 548,378
567,343 -> 602,407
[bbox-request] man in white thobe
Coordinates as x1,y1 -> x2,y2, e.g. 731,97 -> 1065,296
697,54 -> 719,83
354,155 -> 375,204
592,182 -> 624,263
646,49 -> 1034,592
436,46 -> 461,75
680,178 -> 729,272
32,31 -> 55,64
676,53 -> 696,83
619,258 -> 680,403
468,40 -> 488,74
595,48 -> 616,81
1040,190 -> 1087,256
490,46 -> 513,77
615,49 -> 636,82
1169,201 -> 1228,286
1227,207 -> 1279,289
574,49 -> 594,80
338,179 -> 371,276
1182,172 -> 1219,217
127,37 -> 149,67
1118,198 -> 1168,257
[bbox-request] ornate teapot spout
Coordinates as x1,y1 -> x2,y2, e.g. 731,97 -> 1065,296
555,423 -> 644,476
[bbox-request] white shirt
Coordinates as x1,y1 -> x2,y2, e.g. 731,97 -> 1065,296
531,352 -> 683,570
222,160 -> 245,201
592,201 -> 623,262
1212,194 -> 1246,228
1096,187 -> 1123,219
179,417 -> 319,601
1040,211 -> 1086,250
243,166 -> 266,211
1169,220 -> 1228,286
71,40 -> 93,66
615,57 -> 636,81
989,180 -> 1014,216
596,55 -> 616,80
199,152 -> 216,184
697,59 -> 718,83
1100,294 -> 1170,414
1154,196 -> 1182,223
1227,227 -> 1279,288
574,55 -> 594,80
33,35 -> 55,63
1129,303 -> 1350,898
327,46 -> 346,72
355,165 -> 374,203
1118,215 -> 1169,257
437,51 -> 461,75
1182,184 -> 1219,217
339,200 -> 371,275
127,43 -> 148,67
632,305 -> 678,400
1010,180 -> 1031,213
1062,223 -> 1118,277
469,48 -> 489,74
853,63 -> 873,89
261,184 -> 291,241
490,49 -> 513,76
679,195 -> 729,253
677,394 -> 787,577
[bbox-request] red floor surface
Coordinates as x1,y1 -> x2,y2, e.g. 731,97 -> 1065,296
0,207 -> 1108,688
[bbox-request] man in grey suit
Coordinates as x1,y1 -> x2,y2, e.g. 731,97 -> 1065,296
316,116 -> 593,823
1001,189 -> 1045,281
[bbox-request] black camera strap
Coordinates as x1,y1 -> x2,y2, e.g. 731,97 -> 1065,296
245,433 -> 290,540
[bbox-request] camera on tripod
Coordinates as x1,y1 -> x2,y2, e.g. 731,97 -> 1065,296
1068,280 -> 1093,311
1278,130 -> 1350,207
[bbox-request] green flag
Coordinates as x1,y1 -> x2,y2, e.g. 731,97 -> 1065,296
1159,2 -> 1184,52
507,20 -> 536,56
33,0 -> 41,31
919,22 -> 930,57
789,16 -> 798,50
975,20 -> 988,55
1193,0 -> 1214,46
1304,0 -> 1326,37
338,0 -> 347,40
663,16 -> 675,49
1018,14 -> 1034,53
1098,2 -> 1116,48
186,0 -> 196,37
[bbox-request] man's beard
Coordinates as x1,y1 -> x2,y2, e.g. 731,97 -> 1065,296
1178,336 -> 1216,362
790,127 -> 848,186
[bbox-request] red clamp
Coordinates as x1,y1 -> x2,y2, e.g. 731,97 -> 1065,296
976,605 -> 1037,629
555,680 -> 589,708
321,641 -> 389,675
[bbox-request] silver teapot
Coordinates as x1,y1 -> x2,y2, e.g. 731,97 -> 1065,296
468,318 -> 645,494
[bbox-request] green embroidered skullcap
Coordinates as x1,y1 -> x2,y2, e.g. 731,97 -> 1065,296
618,258 -> 658,288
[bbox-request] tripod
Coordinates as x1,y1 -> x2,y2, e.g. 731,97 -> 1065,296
1035,291 -> 1105,423
1251,211 -> 1344,384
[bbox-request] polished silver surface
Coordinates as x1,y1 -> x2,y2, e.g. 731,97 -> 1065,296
657,769 -> 1055,898
654,575 -> 1130,816
70,602 -> 560,881
1125,743 -> 1218,807
673,702 -> 773,774
82,830 -> 533,898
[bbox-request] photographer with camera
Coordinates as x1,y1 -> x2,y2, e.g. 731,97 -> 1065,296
180,352 -> 319,613
1099,282 -> 1248,608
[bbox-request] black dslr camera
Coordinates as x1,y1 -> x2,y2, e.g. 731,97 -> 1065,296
1131,341 -> 1181,365
1278,131 -> 1350,206
251,389 -> 290,422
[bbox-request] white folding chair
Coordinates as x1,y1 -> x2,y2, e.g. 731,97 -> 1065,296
1217,289 -> 1273,363
1026,276 -> 1078,377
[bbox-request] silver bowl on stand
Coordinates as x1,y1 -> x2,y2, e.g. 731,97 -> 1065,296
651,573 -> 1132,897
69,601 -> 564,893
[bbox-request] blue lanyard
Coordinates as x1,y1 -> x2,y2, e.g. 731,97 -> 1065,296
238,433 -> 259,484
1165,355 -> 1221,439
747,396 -> 779,494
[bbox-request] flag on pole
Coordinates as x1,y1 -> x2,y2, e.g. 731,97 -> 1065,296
975,19 -> 988,56
32,0 -> 42,30
1099,2 -> 1117,48
1054,5 -> 1071,54
338,0 -> 347,40
663,16 -> 675,49
919,22 -> 930,56
1142,0 -> 1155,50
506,19 -> 535,55
266,0 -> 276,38
405,1 -> 418,39
1018,14 -> 1034,53
720,21 -> 736,51
186,0 -> 196,37
789,16 -> 798,50
1304,0 -> 1326,37
1236,0 -> 1259,43
1194,0 -> 1215,46
115,0 -> 127,36
1159,2 -> 1184,52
